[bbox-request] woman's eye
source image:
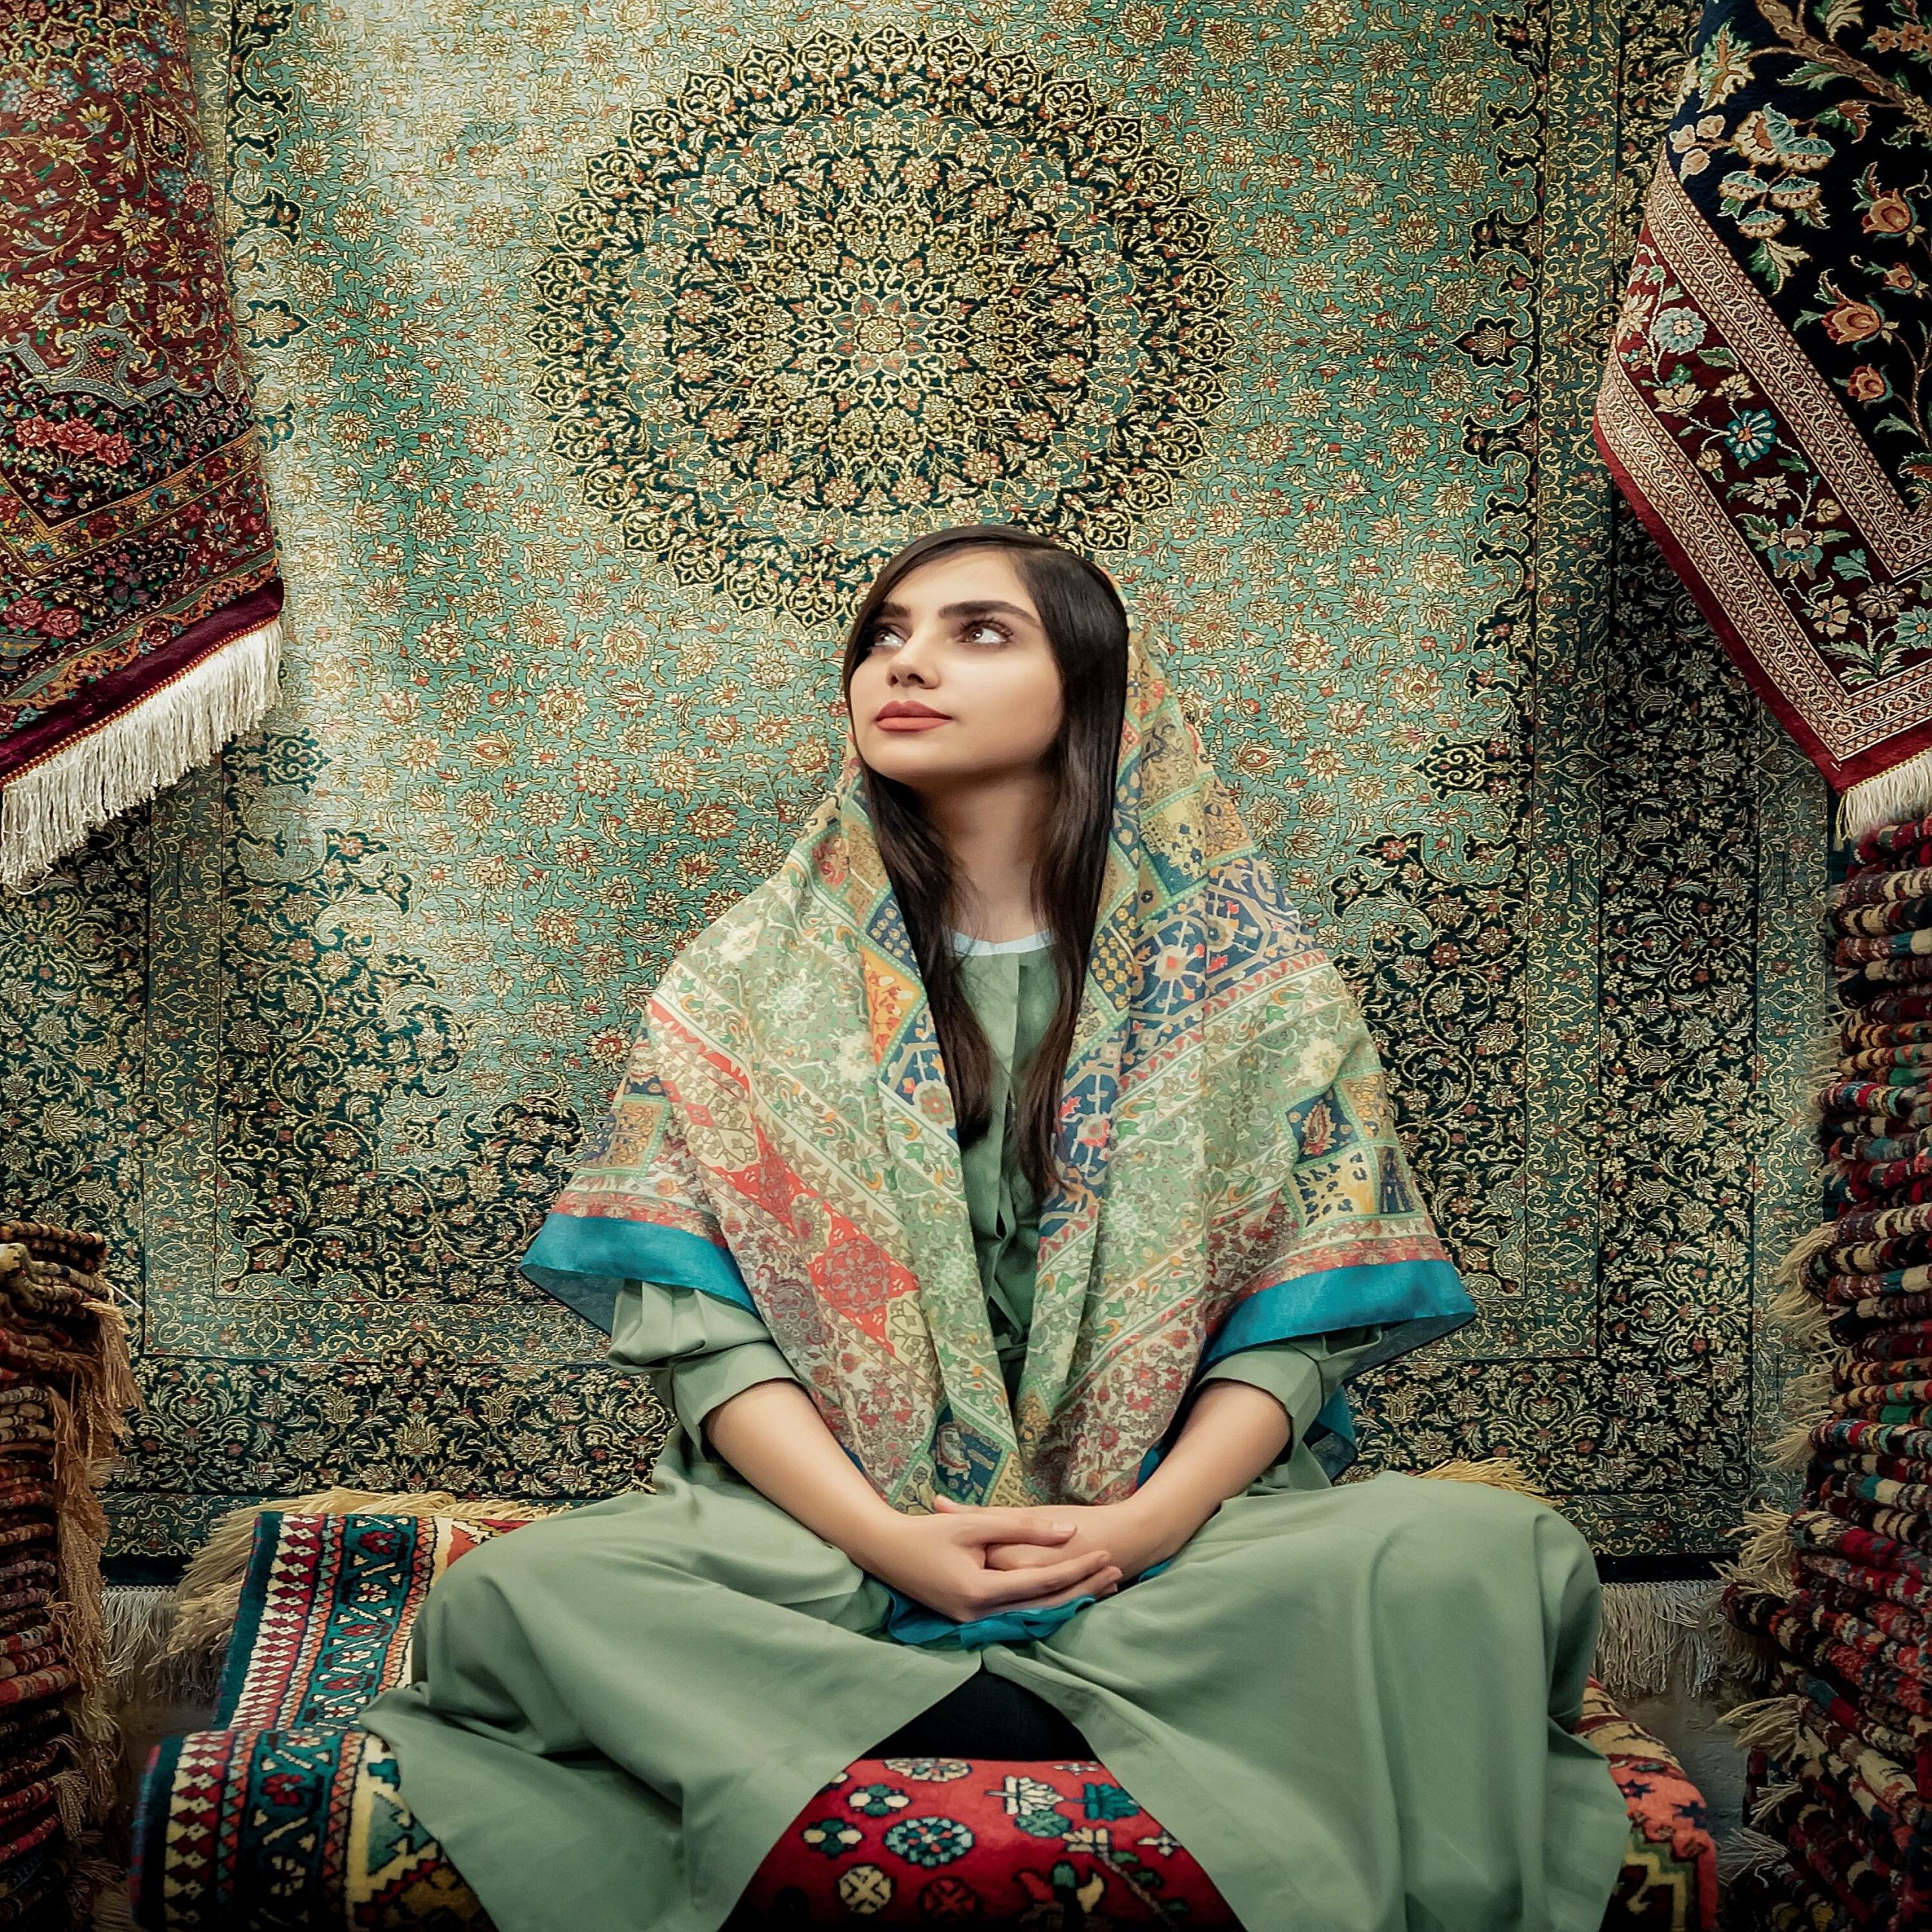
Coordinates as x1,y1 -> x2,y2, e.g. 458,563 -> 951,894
964,621 -> 1009,645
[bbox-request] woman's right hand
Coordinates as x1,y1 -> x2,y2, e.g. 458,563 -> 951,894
852,1509 -> 1124,1625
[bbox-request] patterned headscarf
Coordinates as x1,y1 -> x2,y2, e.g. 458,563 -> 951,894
525,614 -> 1472,1508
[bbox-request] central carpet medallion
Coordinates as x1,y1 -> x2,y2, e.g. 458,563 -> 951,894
527,26 -> 1232,622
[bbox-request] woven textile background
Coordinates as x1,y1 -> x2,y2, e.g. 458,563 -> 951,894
1,0 -> 1826,1559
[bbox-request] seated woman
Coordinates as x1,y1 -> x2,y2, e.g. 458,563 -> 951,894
356,524 -> 1631,1932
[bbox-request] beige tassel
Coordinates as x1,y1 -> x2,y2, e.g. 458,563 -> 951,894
1767,1278 -> 1833,1348
1721,1507 -> 1800,1598
0,617 -> 281,891
1411,1457 -> 1552,1502
1717,1824 -> 1794,1884
1722,1693 -> 1805,1758
1746,1783 -> 1801,1829
103,1584 -> 221,1708
1781,1365 -> 1835,1417
1769,1417 -> 1820,1473
1773,1221 -> 1838,1297
1592,1580 -> 1749,1701
1838,747 -> 1932,843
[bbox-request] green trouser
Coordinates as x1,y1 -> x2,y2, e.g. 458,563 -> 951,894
358,1451 -> 1630,1932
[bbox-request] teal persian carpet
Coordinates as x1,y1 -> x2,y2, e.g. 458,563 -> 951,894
0,0 -> 1825,1559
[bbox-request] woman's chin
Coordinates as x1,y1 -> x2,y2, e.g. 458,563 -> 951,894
857,737 -> 972,786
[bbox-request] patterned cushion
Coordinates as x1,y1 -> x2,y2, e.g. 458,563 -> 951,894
129,1512 -> 1718,1930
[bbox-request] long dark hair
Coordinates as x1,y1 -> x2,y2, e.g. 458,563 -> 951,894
839,525 -> 1129,1206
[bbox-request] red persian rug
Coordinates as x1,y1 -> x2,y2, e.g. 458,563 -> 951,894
130,1509 -> 1717,1929
1593,0 -> 1932,832
0,1 -> 281,888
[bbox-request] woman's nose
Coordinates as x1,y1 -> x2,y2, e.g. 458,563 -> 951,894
889,632 -> 938,679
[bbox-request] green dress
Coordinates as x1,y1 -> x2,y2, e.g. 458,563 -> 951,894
358,934 -> 1629,1932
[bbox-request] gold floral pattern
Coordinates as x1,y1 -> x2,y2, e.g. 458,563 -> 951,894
527,28 -> 1232,623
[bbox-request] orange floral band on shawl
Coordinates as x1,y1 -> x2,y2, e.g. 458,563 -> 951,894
525,615 -> 1475,1510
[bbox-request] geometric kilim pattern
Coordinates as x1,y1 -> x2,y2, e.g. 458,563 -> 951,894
0,0 -> 1825,1558
129,1514 -> 1717,1930
214,1512 -> 525,1731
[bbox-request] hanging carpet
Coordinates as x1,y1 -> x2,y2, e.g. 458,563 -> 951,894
0,0 -> 281,890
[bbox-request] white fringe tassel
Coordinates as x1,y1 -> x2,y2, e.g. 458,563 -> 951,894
103,1584 -> 222,1709
1594,1580 -> 1745,1702
0,617 -> 280,892
1839,743 -> 1932,843
1715,1824 -> 1795,1885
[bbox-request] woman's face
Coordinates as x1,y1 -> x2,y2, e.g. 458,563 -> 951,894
847,546 -> 1066,794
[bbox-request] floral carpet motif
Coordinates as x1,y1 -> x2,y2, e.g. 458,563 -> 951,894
528,27 -> 1231,623
0,0 -> 1825,1559
1595,0 -> 1932,804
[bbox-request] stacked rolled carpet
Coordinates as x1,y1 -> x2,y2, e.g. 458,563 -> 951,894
0,1225 -> 135,1926
1722,814 -> 1932,1929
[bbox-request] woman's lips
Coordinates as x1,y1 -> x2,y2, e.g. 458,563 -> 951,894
874,715 -> 951,731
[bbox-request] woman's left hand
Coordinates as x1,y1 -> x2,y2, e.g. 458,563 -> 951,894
931,1495 -> 1186,1583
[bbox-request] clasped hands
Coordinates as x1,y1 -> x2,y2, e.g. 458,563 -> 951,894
852,1494 -> 1185,1628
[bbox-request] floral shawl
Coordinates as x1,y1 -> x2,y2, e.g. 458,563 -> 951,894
524,616 -> 1473,1509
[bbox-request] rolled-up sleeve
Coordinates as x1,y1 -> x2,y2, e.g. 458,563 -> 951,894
1195,1324 -> 1392,1465
607,1278 -> 801,1456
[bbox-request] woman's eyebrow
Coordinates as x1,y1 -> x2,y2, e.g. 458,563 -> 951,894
869,595 -> 1035,626
939,598 -> 1043,622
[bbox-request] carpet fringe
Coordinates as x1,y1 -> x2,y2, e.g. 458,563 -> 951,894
89,1881 -> 137,1931
1721,1506 -> 1800,1598
103,1585 -> 220,1707
168,1487 -> 563,1662
1772,1220 -> 1836,1298
1764,1362 -> 1835,1474
1768,1417 -> 1820,1473
1592,1580 -> 1746,1701
1840,746 -> 1932,842
1411,1457 -> 1551,1501
1767,1275 -> 1833,1348
1801,1026 -> 1844,1100
1747,1780 -> 1801,1828
1779,1364 -> 1833,1418
48,1291 -> 138,1836
1715,1823 -> 1795,1884
0,617 -> 280,892
1723,1692 -> 1806,1758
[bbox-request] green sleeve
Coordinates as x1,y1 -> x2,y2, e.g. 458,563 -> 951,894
607,1278 -> 800,1454
1196,1324 -> 1391,1463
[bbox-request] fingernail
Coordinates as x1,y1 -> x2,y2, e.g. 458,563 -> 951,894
1051,1520 -> 1074,1534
